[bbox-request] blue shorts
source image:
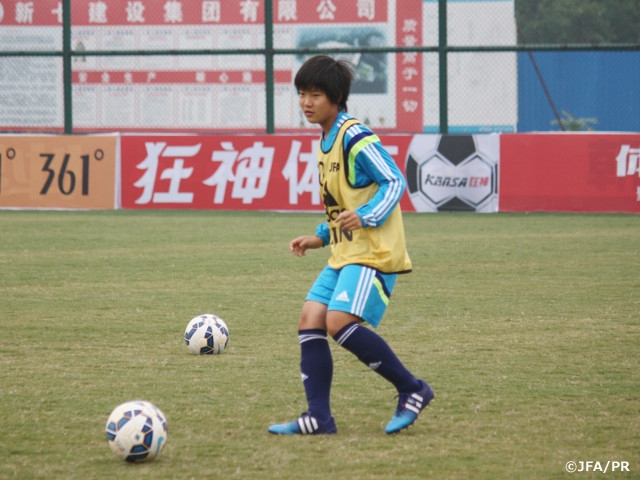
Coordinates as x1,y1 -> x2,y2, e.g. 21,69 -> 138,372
306,264 -> 398,328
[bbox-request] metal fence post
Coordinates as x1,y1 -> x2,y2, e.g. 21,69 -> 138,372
265,0 -> 275,134
438,0 -> 448,134
63,0 -> 72,134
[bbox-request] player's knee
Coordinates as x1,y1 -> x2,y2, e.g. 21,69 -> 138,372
298,301 -> 328,330
326,311 -> 361,338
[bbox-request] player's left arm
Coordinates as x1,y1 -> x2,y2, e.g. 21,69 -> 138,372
347,132 -> 405,228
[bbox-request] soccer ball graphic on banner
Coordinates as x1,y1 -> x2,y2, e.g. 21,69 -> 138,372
184,314 -> 230,355
105,400 -> 168,463
405,134 -> 499,212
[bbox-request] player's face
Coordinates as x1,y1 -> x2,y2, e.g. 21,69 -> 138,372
298,88 -> 340,134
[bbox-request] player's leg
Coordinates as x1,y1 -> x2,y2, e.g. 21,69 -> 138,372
328,314 -> 422,396
326,265 -> 434,433
297,300 -> 334,426
268,267 -> 338,435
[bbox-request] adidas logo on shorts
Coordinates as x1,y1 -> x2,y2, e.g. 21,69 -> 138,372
336,290 -> 350,302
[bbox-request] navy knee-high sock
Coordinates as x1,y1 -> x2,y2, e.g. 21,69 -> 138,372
333,322 -> 421,394
299,329 -> 333,421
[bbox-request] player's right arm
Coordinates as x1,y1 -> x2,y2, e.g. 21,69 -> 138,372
314,222 -> 330,245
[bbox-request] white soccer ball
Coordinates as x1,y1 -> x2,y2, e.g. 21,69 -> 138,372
105,400 -> 168,463
184,313 -> 230,355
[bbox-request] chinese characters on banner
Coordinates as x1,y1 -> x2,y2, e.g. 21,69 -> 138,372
614,144 -> 640,203
119,134 -> 414,210
396,4 -> 422,132
0,0 -> 422,133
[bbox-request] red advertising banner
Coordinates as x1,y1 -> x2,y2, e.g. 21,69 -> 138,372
500,133 -> 640,213
0,0 -> 387,26
4,132 -> 637,212
69,0 -> 388,25
120,134 -> 415,211
396,3 -> 422,132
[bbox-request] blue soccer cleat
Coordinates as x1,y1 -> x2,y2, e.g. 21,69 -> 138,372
385,379 -> 434,434
268,413 -> 337,435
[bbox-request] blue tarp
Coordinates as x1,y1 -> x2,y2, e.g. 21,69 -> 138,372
517,51 -> 640,132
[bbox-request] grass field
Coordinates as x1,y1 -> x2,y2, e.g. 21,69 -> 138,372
0,210 -> 638,479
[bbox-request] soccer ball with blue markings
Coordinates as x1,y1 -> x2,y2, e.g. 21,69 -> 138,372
184,314 -> 230,355
105,400 -> 168,463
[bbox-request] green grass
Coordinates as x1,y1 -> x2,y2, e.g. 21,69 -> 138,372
0,210 -> 638,479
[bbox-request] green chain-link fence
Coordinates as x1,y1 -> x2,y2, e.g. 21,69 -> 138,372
1,0 -> 638,134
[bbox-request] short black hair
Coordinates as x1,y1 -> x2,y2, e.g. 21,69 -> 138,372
294,55 -> 354,112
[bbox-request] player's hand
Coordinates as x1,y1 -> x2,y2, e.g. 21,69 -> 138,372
290,235 -> 323,256
335,210 -> 363,232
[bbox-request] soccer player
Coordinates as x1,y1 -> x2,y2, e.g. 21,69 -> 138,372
268,55 -> 433,435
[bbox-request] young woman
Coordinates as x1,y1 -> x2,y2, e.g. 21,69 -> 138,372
269,55 -> 433,435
